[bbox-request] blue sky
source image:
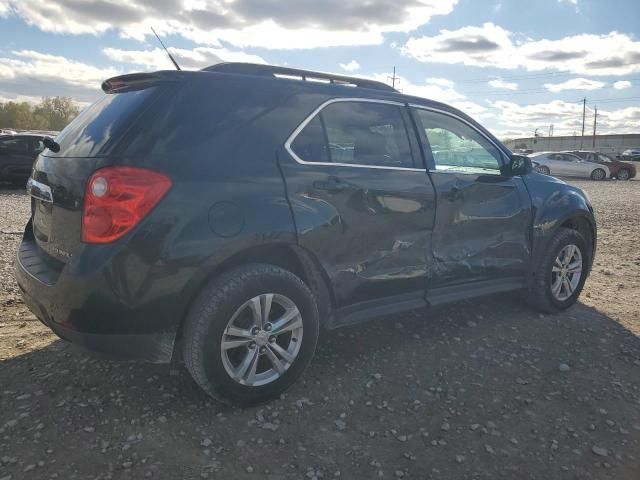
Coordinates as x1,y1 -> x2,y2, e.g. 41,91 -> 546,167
0,0 -> 639,138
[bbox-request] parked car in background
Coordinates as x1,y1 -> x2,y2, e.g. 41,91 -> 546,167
0,129 -> 17,135
620,149 -> 640,162
529,151 -> 609,180
567,151 -> 636,180
16,64 -> 597,405
0,134 -> 46,186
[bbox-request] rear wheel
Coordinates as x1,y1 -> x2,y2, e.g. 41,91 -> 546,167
590,168 -> 606,181
617,168 -> 630,180
183,264 -> 319,406
527,228 -> 590,313
538,165 -> 550,175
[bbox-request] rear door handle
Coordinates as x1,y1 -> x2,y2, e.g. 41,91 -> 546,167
313,178 -> 349,193
447,186 -> 462,202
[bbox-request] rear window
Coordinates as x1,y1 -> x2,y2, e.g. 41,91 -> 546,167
50,88 -> 161,157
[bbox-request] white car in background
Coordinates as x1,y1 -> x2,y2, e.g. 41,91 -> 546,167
529,151 -> 610,180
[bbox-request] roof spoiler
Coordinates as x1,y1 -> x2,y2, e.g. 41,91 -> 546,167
101,71 -> 189,94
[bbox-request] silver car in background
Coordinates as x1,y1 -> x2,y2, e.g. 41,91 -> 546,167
529,151 -> 610,180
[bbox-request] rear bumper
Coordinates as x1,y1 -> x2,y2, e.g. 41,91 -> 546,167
22,285 -> 174,362
15,237 -> 179,363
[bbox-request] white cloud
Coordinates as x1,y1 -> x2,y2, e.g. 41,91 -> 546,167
403,23 -> 640,76
0,1 -> 10,16
364,72 -> 488,118
613,80 -> 632,90
0,50 -> 120,103
339,60 -> 360,72
425,77 -> 454,88
559,0 -> 578,4
544,77 -> 606,92
103,46 -> 265,71
489,99 -> 640,136
4,0 -> 458,50
488,78 -> 517,90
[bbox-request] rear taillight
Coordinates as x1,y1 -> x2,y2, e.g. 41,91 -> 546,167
82,166 -> 172,244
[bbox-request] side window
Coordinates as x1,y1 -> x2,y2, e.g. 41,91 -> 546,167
290,101 -> 415,168
30,139 -> 45,155
290,115 -> 329,163
413,109 -> 502,174
0,137 -> 29,153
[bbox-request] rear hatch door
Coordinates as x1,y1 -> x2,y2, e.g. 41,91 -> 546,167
28,74 -> 179,264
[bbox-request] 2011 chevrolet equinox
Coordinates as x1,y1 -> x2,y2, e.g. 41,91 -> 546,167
15,63 -> 596,405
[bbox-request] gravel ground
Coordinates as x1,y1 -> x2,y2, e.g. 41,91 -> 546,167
0,178 -> 639,480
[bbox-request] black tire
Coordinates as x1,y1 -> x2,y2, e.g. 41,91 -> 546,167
538,166 -> 550,175
616,168 -> 630,180
527,227 -> 590,313
590,168 -> 606,181
183,263 -> 319,406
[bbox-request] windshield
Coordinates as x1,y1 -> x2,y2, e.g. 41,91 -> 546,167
597,154 -> 612,162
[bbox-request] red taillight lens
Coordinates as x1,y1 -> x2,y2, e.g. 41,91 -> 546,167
82,166 -> 172,244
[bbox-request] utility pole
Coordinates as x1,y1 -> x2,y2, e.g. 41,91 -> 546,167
580,97 -> 586,149
388,66 -> 399,89
592,106 -> 597,148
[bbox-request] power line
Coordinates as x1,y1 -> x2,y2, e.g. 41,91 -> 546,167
454,63 -> 640,84
460,76 -> 640,96
581,97 -> 586,149
387,66 -> 399,89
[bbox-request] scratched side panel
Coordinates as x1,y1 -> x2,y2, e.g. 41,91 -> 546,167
279,158 -> 436,307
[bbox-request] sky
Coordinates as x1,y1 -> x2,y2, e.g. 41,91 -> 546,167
0,0 -> 639,139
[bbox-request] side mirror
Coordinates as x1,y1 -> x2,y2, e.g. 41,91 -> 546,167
503,154 -> 532,176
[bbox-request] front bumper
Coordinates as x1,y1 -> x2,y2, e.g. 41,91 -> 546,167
15,238 -> 177,363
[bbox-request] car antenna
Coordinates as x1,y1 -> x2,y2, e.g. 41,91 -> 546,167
150,26 -> 181,71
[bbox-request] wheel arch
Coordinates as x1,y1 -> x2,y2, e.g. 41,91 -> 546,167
530,210 -> 596,284
174,242 -> 335,348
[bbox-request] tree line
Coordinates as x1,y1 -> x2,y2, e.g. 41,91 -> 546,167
0,97 -> 80,132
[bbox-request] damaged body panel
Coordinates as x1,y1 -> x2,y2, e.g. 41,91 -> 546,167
427,171 -> 532,287
16,63 -> 596,377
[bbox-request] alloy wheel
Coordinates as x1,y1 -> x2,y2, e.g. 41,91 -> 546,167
550,244 -> 583,302
221,293 -> 303,387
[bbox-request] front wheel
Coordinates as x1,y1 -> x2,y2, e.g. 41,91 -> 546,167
590,168 -> 606,181
527,228 -> 590,313
537,165 -> 550,175
183,264 -> 320,406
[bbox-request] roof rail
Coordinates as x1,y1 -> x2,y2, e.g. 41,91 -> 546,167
201,63 -> 397,92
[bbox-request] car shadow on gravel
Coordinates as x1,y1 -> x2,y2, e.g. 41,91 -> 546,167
1,297 -> 639,479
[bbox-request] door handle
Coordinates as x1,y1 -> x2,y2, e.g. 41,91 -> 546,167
313,178 -> 349,193
447,186 -> 462,202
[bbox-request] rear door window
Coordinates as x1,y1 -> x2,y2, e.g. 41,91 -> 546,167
0,137 -> 31,155
290,101 -> 416,169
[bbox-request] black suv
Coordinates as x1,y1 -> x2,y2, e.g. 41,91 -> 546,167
0,134 -> 45,185
16,64 -> 596,405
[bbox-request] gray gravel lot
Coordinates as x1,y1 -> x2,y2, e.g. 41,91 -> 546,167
0,179 -> 639,480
